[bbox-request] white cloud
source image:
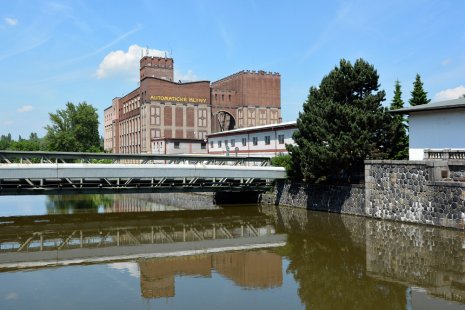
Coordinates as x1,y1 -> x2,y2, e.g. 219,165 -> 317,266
17,105 -> 33,113
434,85 -> 465,101
96,44 -> 167,80
96,44 -> 199,83
4,17 -> 18,26
1,120 -> 13,126
174,69 -> 198,82
441,58 -> 451,66
108,262 -> 140,278
5,292 -> 18,300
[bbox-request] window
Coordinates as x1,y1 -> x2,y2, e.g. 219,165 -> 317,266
242,138 -> 247,146
253,137 -> 258,146
218,140 -> 222,148
174,142 -> 180,149
231,139 -> 235,147
278,134 -> 285,144
201,142 -> 206,150
198,109 -> 207,127
210,141 -> 214,149
265,136 -> 271,145
225,140 -> 228,147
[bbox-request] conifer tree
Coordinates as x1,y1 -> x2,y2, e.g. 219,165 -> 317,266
287,59 -> 396,183
389,80 -> 408,159
409,74 -> 430,106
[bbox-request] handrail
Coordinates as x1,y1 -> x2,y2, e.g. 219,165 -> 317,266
424,149 -> 465,160
0,151 -> 271,166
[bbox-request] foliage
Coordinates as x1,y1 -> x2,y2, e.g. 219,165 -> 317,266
288,58 -> 398,184
389,80 -> 409,159
271,154 -> 302,180
0,133 -> 13,150
282,212 -> 407,309
45,102 -> 101,152
409,74 -> 430,106
0,132 -> 44,151
46,194 -> 114,214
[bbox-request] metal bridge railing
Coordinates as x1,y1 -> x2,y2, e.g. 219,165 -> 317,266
0,151 -> 271,166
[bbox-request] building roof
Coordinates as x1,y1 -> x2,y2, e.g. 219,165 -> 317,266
151,137 -> 206,143
390,97 -> 465,114
207,121 -> 297,138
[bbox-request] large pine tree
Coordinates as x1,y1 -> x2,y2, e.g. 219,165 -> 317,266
287,59 -> 396,183
389,80 -> 408,159
409,74 -> 430,106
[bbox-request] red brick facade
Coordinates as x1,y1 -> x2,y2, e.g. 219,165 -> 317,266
104,56 -> 281,154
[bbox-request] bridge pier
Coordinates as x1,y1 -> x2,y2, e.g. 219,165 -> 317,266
213,191 -> 262,205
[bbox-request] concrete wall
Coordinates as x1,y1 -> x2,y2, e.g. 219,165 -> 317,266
409,109 -> 465,160
270,160 -> 465,230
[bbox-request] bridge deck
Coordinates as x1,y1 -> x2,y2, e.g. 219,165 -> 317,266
0,152 -> 286,195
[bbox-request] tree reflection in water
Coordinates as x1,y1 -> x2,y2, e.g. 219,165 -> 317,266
277,210 -> 407,310
46,195 -> 114,214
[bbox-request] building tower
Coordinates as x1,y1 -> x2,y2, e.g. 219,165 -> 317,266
140,56 -> 174,82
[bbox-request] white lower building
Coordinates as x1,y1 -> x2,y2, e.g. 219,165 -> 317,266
391,98 -> 465,160
207,121 -> 297,157
152,138 -> 207,155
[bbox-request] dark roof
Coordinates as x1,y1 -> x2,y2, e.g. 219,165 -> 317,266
390,97 -> 465,114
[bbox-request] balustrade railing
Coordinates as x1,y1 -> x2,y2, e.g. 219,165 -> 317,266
424,149 -> 465,160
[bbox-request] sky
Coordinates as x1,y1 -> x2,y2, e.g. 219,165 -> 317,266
0,0 -> 464,138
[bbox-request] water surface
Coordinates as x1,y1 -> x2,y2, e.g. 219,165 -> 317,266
0,193 -> 464,309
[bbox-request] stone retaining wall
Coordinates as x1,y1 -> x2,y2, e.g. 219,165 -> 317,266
271,182 -> 365,216
270,160 -> 465,230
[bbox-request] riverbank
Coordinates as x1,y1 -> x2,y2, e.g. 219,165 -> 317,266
264,160 -> 465,230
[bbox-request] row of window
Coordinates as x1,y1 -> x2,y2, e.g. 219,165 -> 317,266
210,134 -> 285,149
173,142 -> 207,150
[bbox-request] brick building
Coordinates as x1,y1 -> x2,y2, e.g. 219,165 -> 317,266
104,55 -> 281,154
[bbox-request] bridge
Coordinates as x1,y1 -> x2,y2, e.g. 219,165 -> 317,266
0,151 -> 286,196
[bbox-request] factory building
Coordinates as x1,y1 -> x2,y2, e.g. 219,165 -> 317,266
103,55 -> 281,154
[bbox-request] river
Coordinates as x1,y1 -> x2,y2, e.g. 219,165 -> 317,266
0,193 -> 464,309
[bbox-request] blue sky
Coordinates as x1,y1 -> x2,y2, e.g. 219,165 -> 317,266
1,0 -> 464,138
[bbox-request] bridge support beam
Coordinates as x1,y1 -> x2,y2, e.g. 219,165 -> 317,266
213,191 -> 262,205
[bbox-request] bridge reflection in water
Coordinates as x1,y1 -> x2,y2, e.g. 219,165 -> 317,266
0,205 -> 285,270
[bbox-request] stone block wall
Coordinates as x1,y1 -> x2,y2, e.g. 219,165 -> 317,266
272,181 -> 365,216
449,164 -> 465,182
271,160 -> 465,230
365,161 -> 430,224
365,160 -> 465,229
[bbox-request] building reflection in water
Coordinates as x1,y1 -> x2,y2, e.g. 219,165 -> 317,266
269,205 -> 465,309
139,251 -> 282,298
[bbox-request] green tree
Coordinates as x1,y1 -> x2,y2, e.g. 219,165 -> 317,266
288,58 -> 395,183
271,154 -> 302,180
409,74 -> 430,106
0,133 -> 12,150
389,80 -> 408,159
45,102 -> 100,152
